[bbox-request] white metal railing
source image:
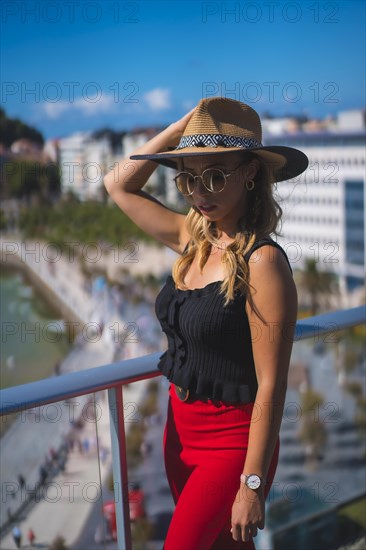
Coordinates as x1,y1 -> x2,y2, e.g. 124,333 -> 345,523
0,305 -> 365,549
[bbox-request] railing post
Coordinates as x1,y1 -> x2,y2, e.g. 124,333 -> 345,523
108,385 -> 132,550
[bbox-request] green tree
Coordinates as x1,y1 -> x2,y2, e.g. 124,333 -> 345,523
298,258 -> 339,316
344,381 -> 363,400
355,396 -> 366,435
0,209 -> 7,230
18,200 -> 160,247
3,159 -> 60,201
49,536 -> 68,550
0,107 -> 44,147
298,388 -> 327,466
301,387 -> 325,415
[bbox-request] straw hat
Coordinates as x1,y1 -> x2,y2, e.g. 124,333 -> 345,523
130,97 -> 309,182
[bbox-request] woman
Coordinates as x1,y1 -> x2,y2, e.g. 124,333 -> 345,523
104,97 -> 308,549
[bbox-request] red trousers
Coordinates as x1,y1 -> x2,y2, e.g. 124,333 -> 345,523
163,383 -> 279,550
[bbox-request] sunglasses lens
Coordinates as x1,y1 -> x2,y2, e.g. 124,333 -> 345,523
175,173 -> 195,195
202,169 -> 226,192
174,169 -> 227,195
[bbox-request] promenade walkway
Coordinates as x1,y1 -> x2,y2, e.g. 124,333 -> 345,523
0,378 -> 149,549
0,233 -> 165,547
0,234 -> 178,328
1,235 -> 99,325
0,339 -> 114,531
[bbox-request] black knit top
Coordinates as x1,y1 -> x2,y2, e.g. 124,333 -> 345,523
154,237 -> 292,404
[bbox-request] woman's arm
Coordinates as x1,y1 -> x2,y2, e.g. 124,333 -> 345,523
243,245 -> 297,477
103,108 -> 196,254
104,112 -> 193,193
231,245 -> 298,543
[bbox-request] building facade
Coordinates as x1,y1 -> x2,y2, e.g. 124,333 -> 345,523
121,131 -> 186,210
57,113 -> 365,297
58,132 -> 113,201
265,129 -> 365,294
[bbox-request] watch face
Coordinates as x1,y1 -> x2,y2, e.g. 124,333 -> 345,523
246,474 -> 261,490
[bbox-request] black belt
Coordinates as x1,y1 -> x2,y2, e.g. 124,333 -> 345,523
174,384 -> 216,403
173,384 -> 251,405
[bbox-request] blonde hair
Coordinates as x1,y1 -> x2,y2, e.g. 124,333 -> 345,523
171,154 -> 283,307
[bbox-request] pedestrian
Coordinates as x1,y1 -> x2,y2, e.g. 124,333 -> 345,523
49,446 -> 57,463
54,360 -> 61,376
7,507 -> 12,523
39,463 -> 48,485
27,527 -> 36,547
17,474 -> 25,490
11,525 -> 22,548
82,437 -> 90,454
77,437 -> 83,454
104,97 -> 308,548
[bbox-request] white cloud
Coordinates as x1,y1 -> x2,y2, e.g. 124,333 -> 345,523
43,101 -> 70,119
41,94 -> 117,119
143,88 -> 171,111
40,88 -> 172,122
74,94 -> 116,116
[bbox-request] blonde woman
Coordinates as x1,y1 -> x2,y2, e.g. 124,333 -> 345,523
104,97 -> 308,549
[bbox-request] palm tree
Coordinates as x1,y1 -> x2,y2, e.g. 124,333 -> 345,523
298,388 -> 327,467
298,258 -> 339,316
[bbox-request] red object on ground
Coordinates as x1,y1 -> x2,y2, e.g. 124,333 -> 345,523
128,488 -> 145,522
103,501 -> 117,540
102,488 -> 145,540
27,528 -> 36,544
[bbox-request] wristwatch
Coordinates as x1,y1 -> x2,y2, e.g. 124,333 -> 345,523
240,473 -> 263,490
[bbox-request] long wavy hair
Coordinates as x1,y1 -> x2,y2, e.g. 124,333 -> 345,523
171,153 -> 283,308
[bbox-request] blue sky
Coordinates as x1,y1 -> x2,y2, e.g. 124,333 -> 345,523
1,0 -> 365,139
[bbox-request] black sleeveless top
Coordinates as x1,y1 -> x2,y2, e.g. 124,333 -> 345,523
154,237 -> 292,404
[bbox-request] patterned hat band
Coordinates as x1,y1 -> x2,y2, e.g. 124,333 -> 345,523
176,134 -> 263,150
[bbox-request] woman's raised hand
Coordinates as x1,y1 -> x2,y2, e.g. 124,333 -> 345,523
104,104 -> 197,192
169,106 -> 197,147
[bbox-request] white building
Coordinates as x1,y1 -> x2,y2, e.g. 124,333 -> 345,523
58,132 -> 113,201
58,128 -> 186,207
122,130 -> 186,210
265,118 -> 365,295
43,138 -> 59,163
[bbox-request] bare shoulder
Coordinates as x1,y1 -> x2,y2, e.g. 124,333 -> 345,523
246,244 -> 297,323
247,244 -> 292,280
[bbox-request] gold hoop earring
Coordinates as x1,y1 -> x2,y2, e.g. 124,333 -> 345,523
246,179 -> 255,191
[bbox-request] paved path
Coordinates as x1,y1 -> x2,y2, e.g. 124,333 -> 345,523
1,236 -> 94,325
0,235 -> 178,328
0,339 -> 114,531
0,379 -> 150,550
0,233 -> 167,547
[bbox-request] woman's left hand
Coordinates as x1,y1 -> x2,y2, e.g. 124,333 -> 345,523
230,485 -> 265,543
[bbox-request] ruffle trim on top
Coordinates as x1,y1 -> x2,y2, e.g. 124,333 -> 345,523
156,276 -> 188,376
156,275 -> 253,404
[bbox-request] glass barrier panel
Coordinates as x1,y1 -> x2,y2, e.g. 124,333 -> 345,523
0,392 -> 116,550
256,325 -> 366,550
119,377 -> 174,550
